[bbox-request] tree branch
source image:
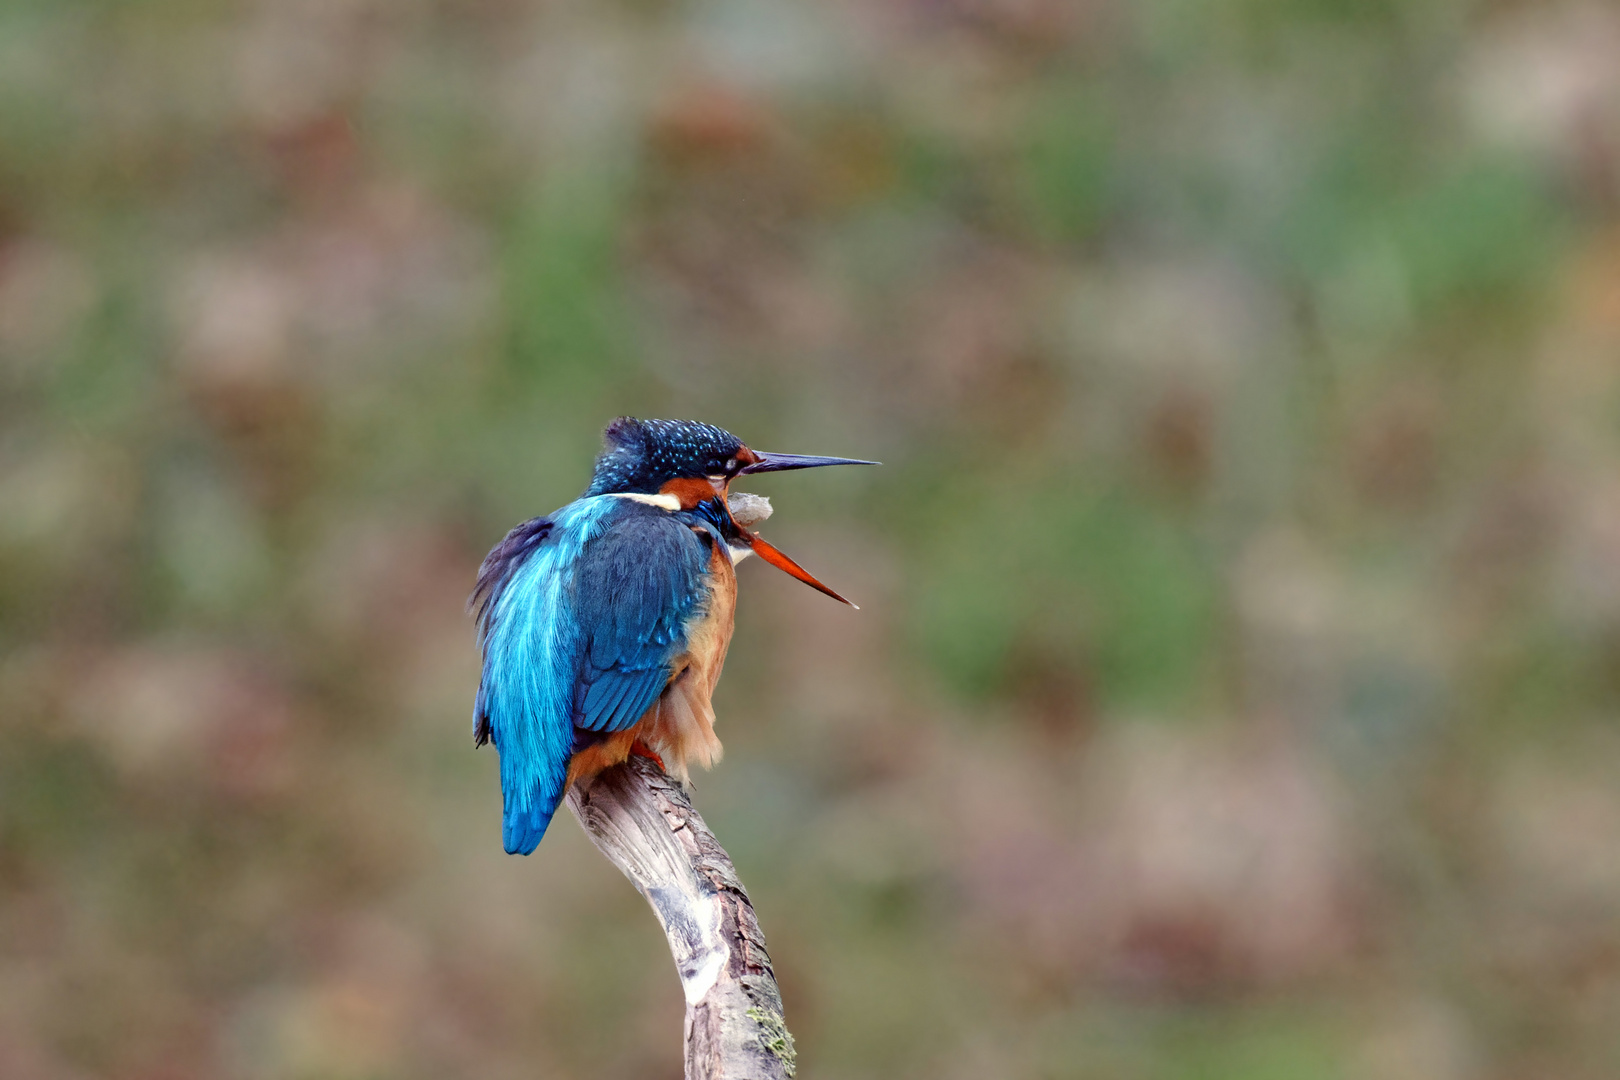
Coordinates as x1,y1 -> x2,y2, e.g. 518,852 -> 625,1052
565,754 -> 796,1079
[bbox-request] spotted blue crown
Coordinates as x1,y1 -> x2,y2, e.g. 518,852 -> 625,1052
585,418 -> 745,496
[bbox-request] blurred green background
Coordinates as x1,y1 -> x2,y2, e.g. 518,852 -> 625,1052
4,0 -> 1620,1077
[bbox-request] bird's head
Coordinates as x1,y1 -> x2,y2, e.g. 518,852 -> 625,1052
586,417 -> 876,606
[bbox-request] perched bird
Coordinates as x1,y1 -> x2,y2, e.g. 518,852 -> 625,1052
470,417 -> 876,854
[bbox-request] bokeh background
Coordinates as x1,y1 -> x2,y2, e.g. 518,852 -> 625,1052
4,0 -> 1620,1077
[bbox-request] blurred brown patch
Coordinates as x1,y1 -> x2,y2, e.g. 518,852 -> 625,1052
1005,626 -> 1096,746
894,243 -> 1067,440
1142,384 -> 1214,497
258,111 -> 365,205
304,518 -> 477,666
648,81 -> 774,167
171,257 -> 323,510
1348,381 -> 1441,511
898,0 -> 1097,55
68,646 -> 300,803
1449,464 -> 1557,620
811,114 -> 902,209
953,723 -> 1361,999
0,239 -> 95,363
1569,227 -> 1620,334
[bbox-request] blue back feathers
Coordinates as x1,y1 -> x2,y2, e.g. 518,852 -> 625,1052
470,515 -> 553,748
470,495 -> 711,853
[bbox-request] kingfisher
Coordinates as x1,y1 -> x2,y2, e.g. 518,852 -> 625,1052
470,417 -> 876,854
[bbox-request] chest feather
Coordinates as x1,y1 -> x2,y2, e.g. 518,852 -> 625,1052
684,541 -> 737,694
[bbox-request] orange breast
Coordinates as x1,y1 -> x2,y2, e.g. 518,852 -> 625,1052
566,534 -> 737,787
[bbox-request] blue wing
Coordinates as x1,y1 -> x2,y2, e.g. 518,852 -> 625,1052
471,497 -> 709,854
571,504 -> 710,734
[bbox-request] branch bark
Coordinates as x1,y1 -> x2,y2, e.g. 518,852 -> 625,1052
565,754 -> 796,1079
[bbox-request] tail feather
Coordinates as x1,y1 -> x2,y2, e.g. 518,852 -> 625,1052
501,752 -> 570,855
502,783 -> 562,855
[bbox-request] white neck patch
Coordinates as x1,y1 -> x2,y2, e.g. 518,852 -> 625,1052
604,492 -> 682,511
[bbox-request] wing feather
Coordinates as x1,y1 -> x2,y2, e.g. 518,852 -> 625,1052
570,503 -> 707,734
471,497 -> 708,854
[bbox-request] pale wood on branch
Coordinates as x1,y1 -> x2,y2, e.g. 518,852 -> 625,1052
566,754 -> 796,1080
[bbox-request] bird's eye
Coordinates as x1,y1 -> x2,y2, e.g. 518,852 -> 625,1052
725,458 -> 740,474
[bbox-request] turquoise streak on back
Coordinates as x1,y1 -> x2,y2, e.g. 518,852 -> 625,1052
480,499 -> 609,853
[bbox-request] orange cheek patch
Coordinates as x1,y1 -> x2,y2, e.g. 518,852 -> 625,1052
660,476 -> 721,509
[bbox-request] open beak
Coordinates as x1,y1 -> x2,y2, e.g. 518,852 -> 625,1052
738,451 -> 880,474
745,532 -> 859,609
730,446 -> 874,607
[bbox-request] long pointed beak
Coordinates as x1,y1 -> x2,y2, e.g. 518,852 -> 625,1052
738,451 -> 880,475
746,532 -> 858,609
